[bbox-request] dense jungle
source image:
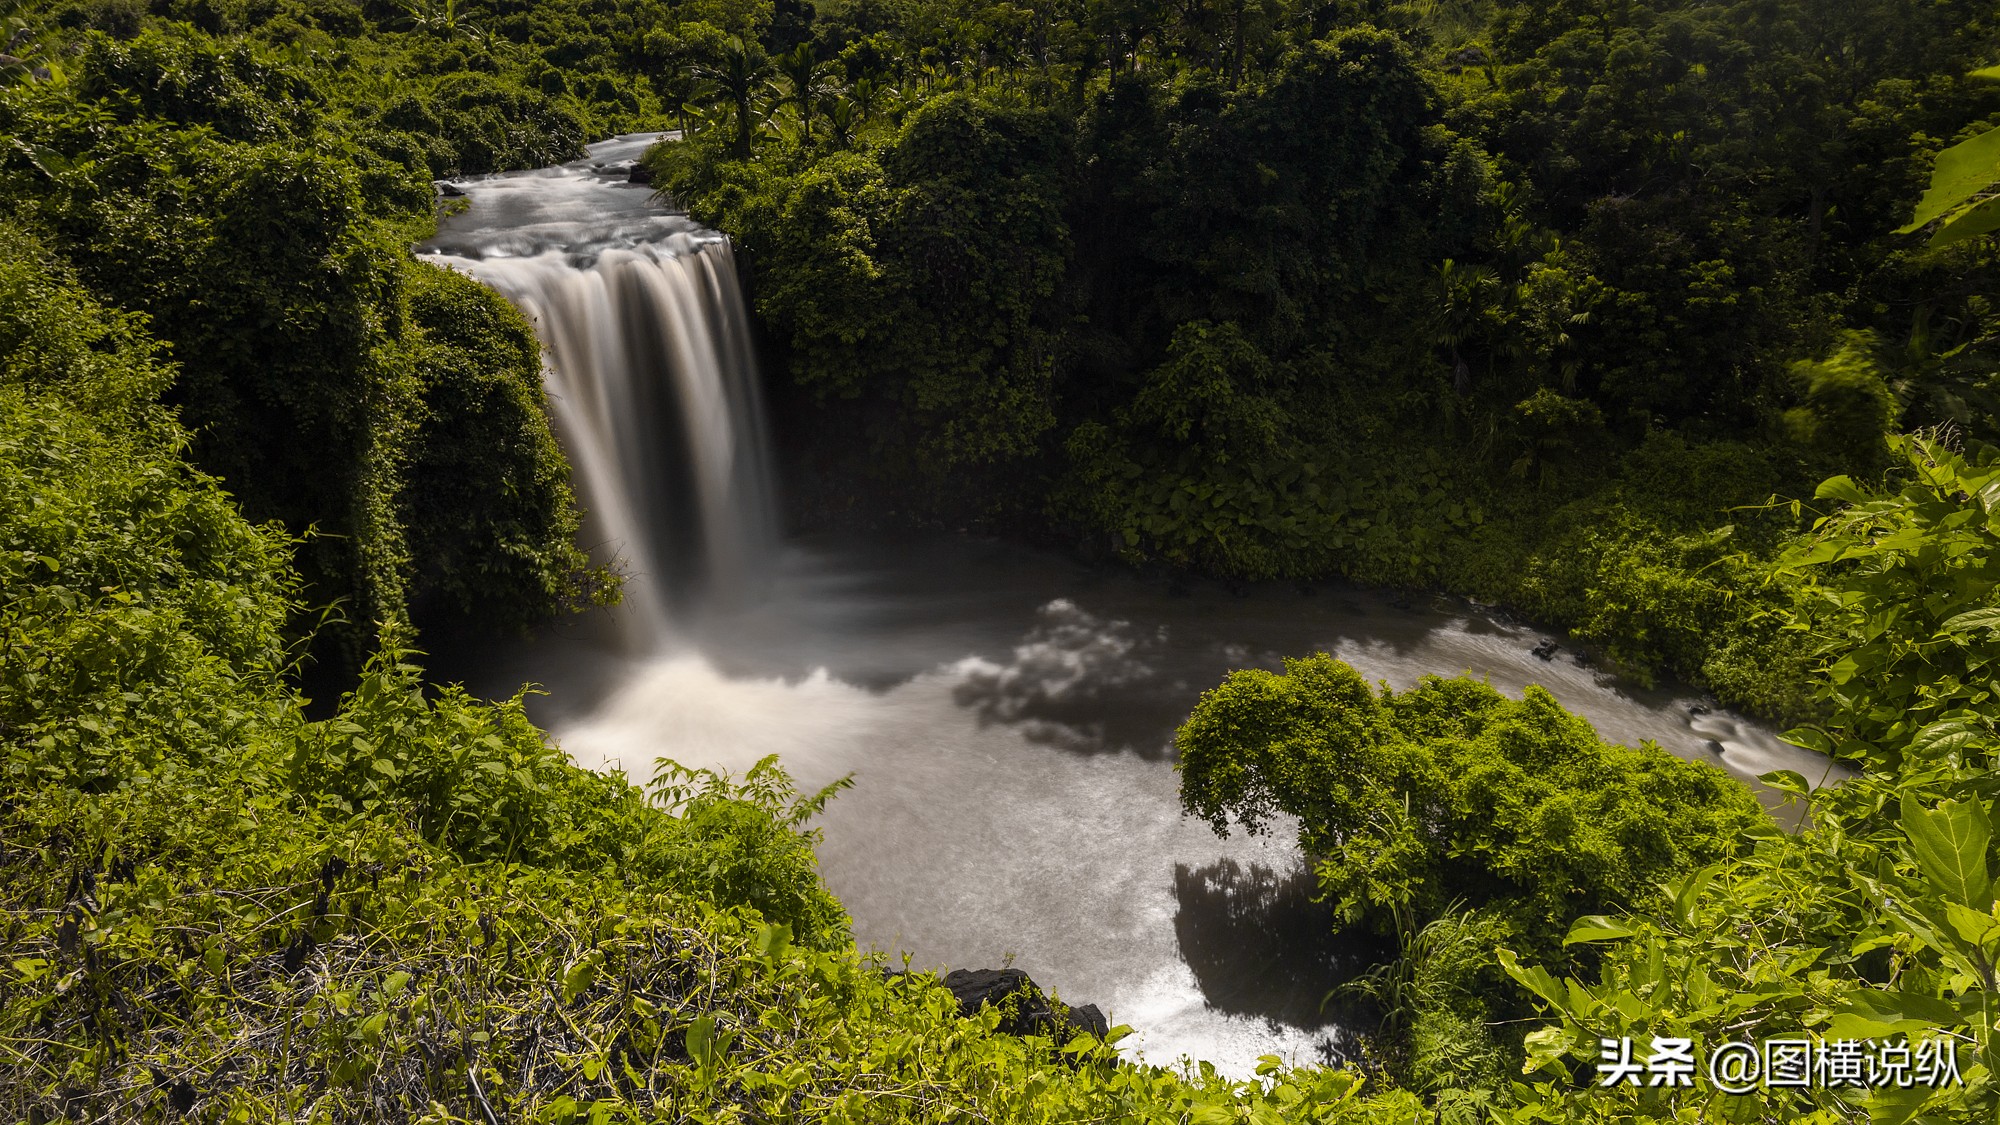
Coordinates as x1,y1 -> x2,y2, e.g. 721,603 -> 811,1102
6,0 -> 2000,1120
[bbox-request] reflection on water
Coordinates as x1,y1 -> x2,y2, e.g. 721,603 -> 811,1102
430,530 -> 1842,1076
952,600 -> 1177,758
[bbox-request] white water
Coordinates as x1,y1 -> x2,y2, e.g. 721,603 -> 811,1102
419,134 -> 775,648
423,136 -> 1847,1077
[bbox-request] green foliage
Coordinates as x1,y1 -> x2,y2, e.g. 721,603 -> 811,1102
1474,0 -> 1991,428
289,653 -> 641,867
1783,332 -> 1901,471
0,23 -> 609,677
377,70 -> 588,176
634,0 -> 2000,731
1900,113 -> 2000,248
650,755 -> 854,951
1176,655 -> 1766,946
659,89 -> 1071,510
1340,909 -> 1513,1094
1481,430 -> 1820,715
400,261 -> 606,625
1774,434 -> 2000,775
1507,386 -> 1602,485
0,814 -> 1426,1122
0,223 -> 170,415
13,0 -> 2000,1119
1495,438 -> 2000,1123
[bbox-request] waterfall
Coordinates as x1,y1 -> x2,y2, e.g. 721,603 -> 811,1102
419,135 -> 777,651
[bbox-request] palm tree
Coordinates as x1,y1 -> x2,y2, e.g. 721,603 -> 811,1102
398,0 -> 480,40
846,77 -> 884,122
1431,258 -> 1500,395
772,43 -> 830,146
822,95 -> 859,149
692,37 -> 769,158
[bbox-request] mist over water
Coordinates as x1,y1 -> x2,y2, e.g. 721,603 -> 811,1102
422,136 -> 1845,1077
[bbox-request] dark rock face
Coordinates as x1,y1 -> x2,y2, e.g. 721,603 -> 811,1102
627,164 -> 654,185
1531,639 -> 1560,661
942,968 -> 1108,1040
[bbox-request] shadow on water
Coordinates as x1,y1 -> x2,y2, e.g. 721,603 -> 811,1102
1171,859 -> 1387,1058
948,600 -> 1194,760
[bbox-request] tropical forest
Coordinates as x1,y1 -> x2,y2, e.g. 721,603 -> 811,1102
5,0 -> 2000,1120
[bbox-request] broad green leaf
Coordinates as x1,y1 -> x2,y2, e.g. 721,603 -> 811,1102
1901,125 -> 2000,232
1941,607 -> 2000,634
686,1015 -> 717,1069
1945,900 -> 2000,947
1930,195 -> 2000,247
1521,1025 -> 1576,1075
1563,915 -> 1637,945
560,955 -> 597,1003
1667,865 -> 1718,926
1907,719 -> 1980,759
1496,948 -> 1569,1014
1900,793 -> 1993,908
1826,989 -> 1962,1042
751,922 -> 792,966
1815,475 -> 1868,503
1973,65 -> 2000,80
1865,1081 -> 1940,1125
1758,769 -> 1811,798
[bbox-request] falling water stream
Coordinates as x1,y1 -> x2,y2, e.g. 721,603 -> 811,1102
420,135 -> 1846,1076
421,134 -> 777,646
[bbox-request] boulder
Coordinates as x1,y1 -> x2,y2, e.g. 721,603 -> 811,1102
942,968 -> 1108,1040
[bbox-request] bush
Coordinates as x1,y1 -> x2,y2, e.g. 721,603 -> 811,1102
1176,655 -> 1768,948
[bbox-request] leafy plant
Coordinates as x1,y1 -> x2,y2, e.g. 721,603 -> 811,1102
1176,656 -> 1766,949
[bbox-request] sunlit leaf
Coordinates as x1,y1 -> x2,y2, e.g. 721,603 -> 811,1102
1901,125 -> 2000,232
1900,793 -> 1993,908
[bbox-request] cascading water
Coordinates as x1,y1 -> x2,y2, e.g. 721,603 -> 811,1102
424,135 -> 1847,1076
419,135 -> 775,650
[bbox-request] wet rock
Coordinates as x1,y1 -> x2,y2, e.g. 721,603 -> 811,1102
1530,639 -> 1560,661
1067,1003 -> 1110,1038
943,968 -> 1108,1040
436,181 -> 466,198
627,164 -> 654,185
